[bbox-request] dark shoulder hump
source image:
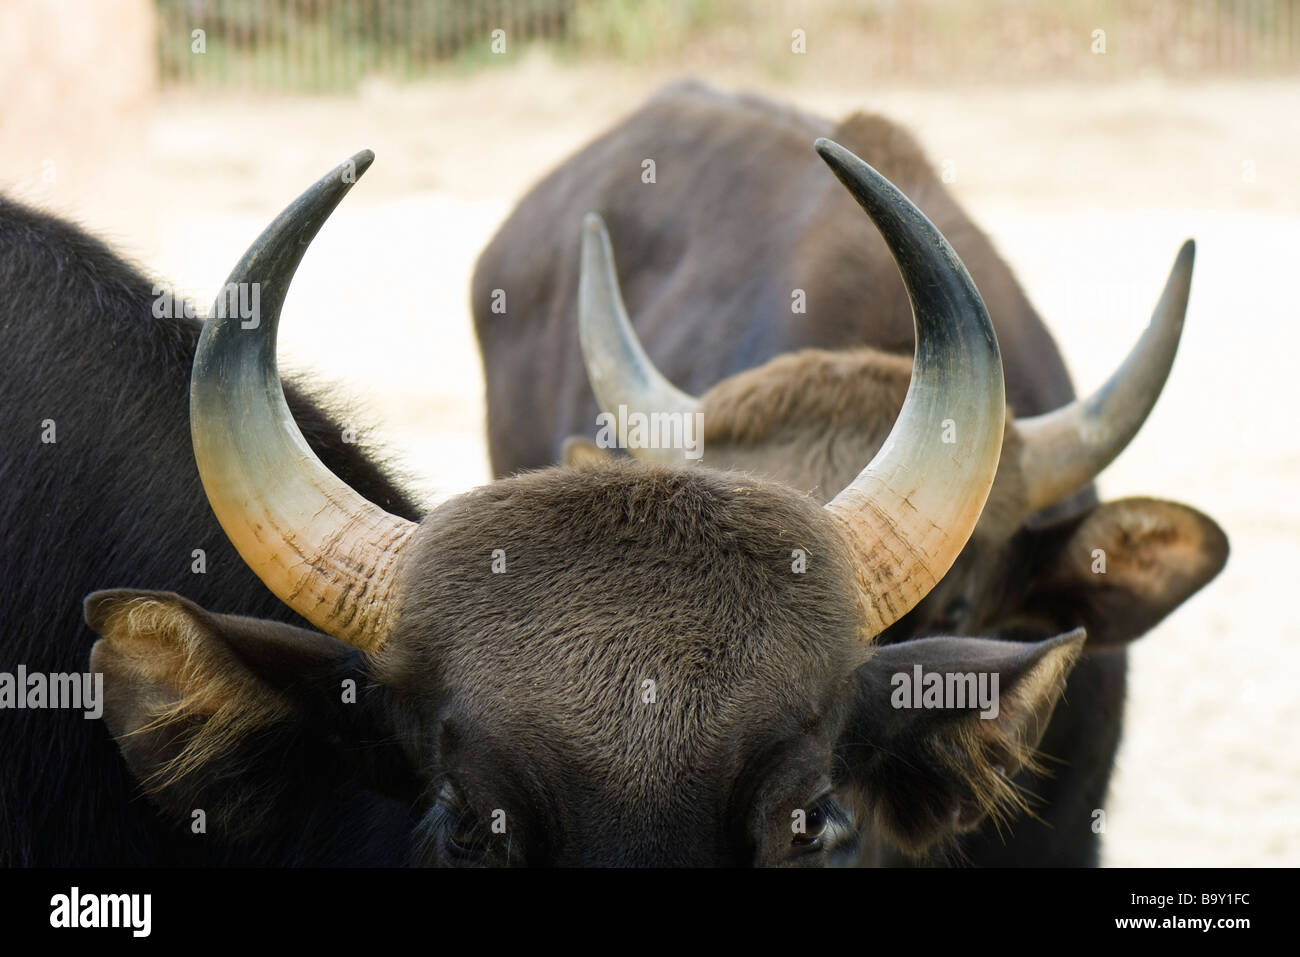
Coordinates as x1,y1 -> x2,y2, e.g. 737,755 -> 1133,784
829,112 -> 936,190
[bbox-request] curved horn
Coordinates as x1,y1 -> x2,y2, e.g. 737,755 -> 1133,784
579,213 -> 701,465
190,150 -> 415,652
1017,241 -> 1194,513
815,138 -> 1006,639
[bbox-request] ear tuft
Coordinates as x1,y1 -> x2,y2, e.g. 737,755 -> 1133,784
940,628 -> 1085,829
846,629 -> 1085,855
83,590 -> 413,850
84,590 -> 290,794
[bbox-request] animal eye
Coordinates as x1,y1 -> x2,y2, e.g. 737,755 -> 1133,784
792,801 -> 830,847
447,814 -> 483,859
434,783 -> 486,862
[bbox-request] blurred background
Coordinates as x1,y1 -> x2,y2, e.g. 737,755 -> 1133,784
2,0 -> 1296,865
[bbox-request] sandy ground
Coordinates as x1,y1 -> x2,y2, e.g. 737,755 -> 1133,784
4,57 -> 1296,866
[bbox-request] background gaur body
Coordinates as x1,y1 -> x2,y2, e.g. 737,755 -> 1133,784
471,81 -> 1227,865
0,194 -> 421,865
472,79 -> 1078,477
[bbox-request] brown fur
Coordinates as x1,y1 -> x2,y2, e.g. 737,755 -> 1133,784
700,347 -> 1030,559
379,461 -> 862,863
90,458 -> 1087,865
364,461 -> 1069,863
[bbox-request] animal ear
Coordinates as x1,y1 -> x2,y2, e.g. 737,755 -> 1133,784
843,630 -> 1084,856
84,589 -> 417,847
1023,497 -> 1228,649
562,435 -> 613,467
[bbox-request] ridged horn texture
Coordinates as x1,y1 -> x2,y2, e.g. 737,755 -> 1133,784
190,150 -> 415,652
1017,240 -> 1195,513
579,212 -> 701,465
814,138 -> 1006,640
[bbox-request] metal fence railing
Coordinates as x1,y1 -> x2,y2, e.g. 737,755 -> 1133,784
157,0 -> 576,90
155,0 -> 1300,91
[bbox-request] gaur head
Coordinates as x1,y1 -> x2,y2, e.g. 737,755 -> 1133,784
86,145 -> 1089,866
572,149 -> 1227,655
